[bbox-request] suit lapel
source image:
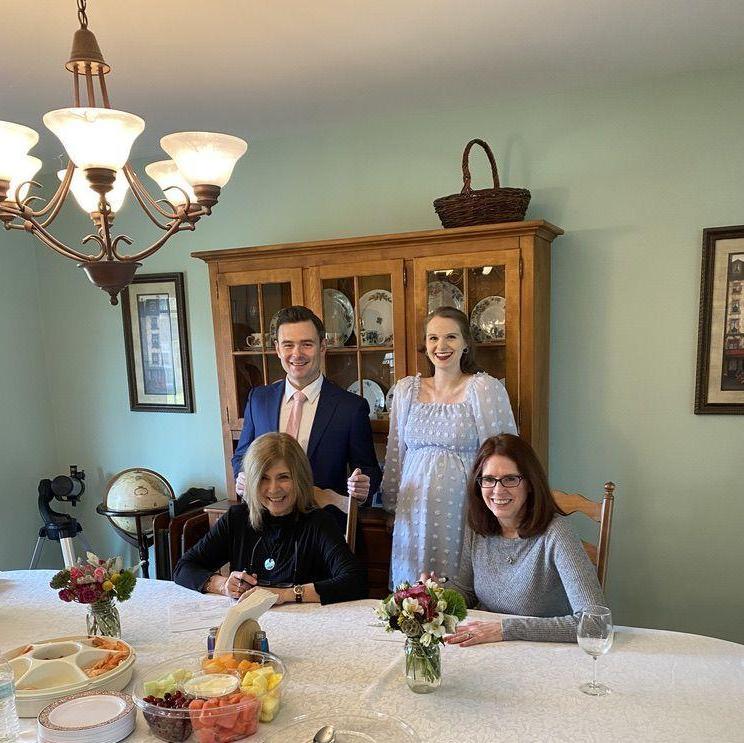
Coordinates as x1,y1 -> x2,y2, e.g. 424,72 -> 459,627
307,379 -> 337,460
268,380 -> 284,432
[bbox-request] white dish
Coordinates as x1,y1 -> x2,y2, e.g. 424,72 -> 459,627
6,635 -> 135,718
359,289 -> 393,345
323,288 -> 355,344
427,279 -> 464,313
470,295 -> 506,341
38,690 -> 135,743
259,709 -> 420,742
348,379 -> 386,416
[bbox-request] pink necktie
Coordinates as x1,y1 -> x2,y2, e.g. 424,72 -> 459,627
285,390 -> 307,440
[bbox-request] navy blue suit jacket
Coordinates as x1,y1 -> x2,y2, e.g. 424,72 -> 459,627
231,378 -> 382,498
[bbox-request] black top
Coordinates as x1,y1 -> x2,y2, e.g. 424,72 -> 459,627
173,504 -> 367,605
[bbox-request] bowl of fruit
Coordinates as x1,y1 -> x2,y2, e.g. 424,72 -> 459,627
133,649 -> 286,742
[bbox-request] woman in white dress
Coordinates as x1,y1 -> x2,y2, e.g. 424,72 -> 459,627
382,306 -> 517,589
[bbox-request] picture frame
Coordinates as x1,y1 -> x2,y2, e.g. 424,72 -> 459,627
694,226 -> 744,414
121,272 -> 194,413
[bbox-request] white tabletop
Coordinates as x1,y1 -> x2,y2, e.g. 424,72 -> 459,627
2,570 -> 743,743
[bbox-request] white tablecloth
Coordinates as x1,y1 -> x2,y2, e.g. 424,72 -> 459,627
2,570 -> 743,743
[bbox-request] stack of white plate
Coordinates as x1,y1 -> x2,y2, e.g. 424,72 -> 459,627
37,690 -> 135,743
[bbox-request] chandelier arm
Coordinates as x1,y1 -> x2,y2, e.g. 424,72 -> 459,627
27,162 -> 75,225
96,196 -> 115,260
22,215 -> 104,262
122,165 -> 179,227
80,233 -> 107,261
114,217 -> 186,262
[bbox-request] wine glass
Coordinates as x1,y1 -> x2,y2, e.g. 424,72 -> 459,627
577,605 -> 614,696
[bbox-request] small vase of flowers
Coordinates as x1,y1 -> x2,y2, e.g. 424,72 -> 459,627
376,579 -> 467,693
50,553 -> 140,638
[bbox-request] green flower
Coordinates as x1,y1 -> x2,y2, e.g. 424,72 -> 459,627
50,570 -> 71,589
441,588 -> 467,621
112,570 -> 136,602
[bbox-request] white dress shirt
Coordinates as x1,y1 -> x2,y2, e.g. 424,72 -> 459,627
279,374 -> 324,452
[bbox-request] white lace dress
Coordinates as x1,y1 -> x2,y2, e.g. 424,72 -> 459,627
381,373 -> 517,589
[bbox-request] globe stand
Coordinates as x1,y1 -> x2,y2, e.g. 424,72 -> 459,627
96,504 -> 169,579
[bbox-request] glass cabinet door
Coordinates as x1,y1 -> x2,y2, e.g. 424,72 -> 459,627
218,268 -> 304,428
310,260 -> 405,426
413,250 -> 520,406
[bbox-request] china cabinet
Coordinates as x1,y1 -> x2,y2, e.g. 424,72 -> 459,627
193,220 -> 561,498
194,221 -> 560,596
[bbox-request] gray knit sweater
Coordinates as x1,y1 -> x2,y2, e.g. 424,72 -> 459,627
451,516 -> 606,642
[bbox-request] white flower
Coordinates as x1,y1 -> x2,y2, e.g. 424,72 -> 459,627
402,598 -> 423,616
423,616 -> 445,640
437,599 -> 447,612
420,632 -> 433,647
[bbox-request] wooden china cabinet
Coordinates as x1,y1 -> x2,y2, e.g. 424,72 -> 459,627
193,220 -> 562,597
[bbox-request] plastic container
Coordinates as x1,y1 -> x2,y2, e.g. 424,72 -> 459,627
133,649 -> 287,742
0,658 -> 20,742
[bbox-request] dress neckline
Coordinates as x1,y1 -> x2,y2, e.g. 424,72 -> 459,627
413,372 -> 480,406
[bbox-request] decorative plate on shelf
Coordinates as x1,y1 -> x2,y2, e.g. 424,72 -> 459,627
359,289 -> 393,346
470,295 -> 506,342
348,379 -> 386,417
427,279 -> 464,313
323,289 -> 355,345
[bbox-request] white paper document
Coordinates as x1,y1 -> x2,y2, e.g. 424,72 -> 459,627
168,598 -> 233,633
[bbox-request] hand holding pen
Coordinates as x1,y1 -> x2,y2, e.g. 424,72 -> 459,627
221,570 -> 257,598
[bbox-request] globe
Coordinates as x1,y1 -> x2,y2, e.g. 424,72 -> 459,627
104,468 -> 174,537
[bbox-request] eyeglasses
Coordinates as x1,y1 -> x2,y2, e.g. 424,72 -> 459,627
476,474 -> 525,489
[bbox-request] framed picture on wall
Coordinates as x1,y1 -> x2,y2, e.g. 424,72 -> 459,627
121,272 -> 194,413
695,225 -> 744,414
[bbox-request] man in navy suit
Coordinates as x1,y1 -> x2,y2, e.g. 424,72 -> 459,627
232,306 -> 382,512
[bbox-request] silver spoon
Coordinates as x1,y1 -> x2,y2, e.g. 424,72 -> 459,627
313,725 -> 336,743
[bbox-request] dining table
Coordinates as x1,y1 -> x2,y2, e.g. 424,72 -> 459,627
2,569 -> 743,742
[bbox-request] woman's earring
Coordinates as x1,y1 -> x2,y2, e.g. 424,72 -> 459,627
463,347 -> 469,354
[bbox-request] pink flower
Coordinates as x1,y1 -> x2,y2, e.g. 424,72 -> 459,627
93,567 -> 106,582
70,567 -> 82,580
78,585 -> 100,603
58,589 -> 73,602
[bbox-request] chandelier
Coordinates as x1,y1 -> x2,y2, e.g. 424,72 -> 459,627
0,0 -> 247,304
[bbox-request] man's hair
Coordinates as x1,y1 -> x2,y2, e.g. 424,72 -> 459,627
274,306 -> 325,341
241,432 -> 316,530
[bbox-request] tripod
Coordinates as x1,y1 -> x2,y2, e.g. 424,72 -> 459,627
30,475 -> 92,569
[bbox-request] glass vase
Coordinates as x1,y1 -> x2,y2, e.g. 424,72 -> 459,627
404,637 -> 441,693
86,597 -> 121,638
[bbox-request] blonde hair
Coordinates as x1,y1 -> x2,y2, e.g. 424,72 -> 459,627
241,432 -> 315,530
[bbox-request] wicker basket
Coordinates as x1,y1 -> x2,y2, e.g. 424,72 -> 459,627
433,138 -> 531,228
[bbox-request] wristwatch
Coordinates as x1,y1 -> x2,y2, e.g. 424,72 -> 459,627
293,584 -> 304,603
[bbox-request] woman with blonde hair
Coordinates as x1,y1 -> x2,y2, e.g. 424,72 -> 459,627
175,432 -> 367,605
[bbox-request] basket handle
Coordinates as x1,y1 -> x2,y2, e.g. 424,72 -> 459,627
460,138 -> 500,195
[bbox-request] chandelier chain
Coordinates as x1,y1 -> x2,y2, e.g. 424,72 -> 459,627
77,0 -> 88,29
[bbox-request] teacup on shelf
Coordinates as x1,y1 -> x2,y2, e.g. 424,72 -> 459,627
245,333 -> 271,349
325,332 -> 345,347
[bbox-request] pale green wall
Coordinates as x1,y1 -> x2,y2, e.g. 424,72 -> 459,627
0,230 -> 57,569
6,65 -> 744,641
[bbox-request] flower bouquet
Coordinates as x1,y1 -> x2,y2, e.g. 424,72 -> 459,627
50,552 -> 141,637
375,579 -> 467,693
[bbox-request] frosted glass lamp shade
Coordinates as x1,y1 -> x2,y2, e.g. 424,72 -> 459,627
160,132 -> 247,187
7,155 -> 42,202
43,108 -> 145,170
58,167 -> 130,214
0,121 -> 39,181
145,160 -> 197,207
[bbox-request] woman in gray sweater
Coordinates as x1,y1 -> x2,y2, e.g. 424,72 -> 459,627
442,434 -> 606,644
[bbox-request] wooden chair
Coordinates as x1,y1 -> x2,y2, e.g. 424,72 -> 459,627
313,488 -> 360,553
551,482 -> 616,589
